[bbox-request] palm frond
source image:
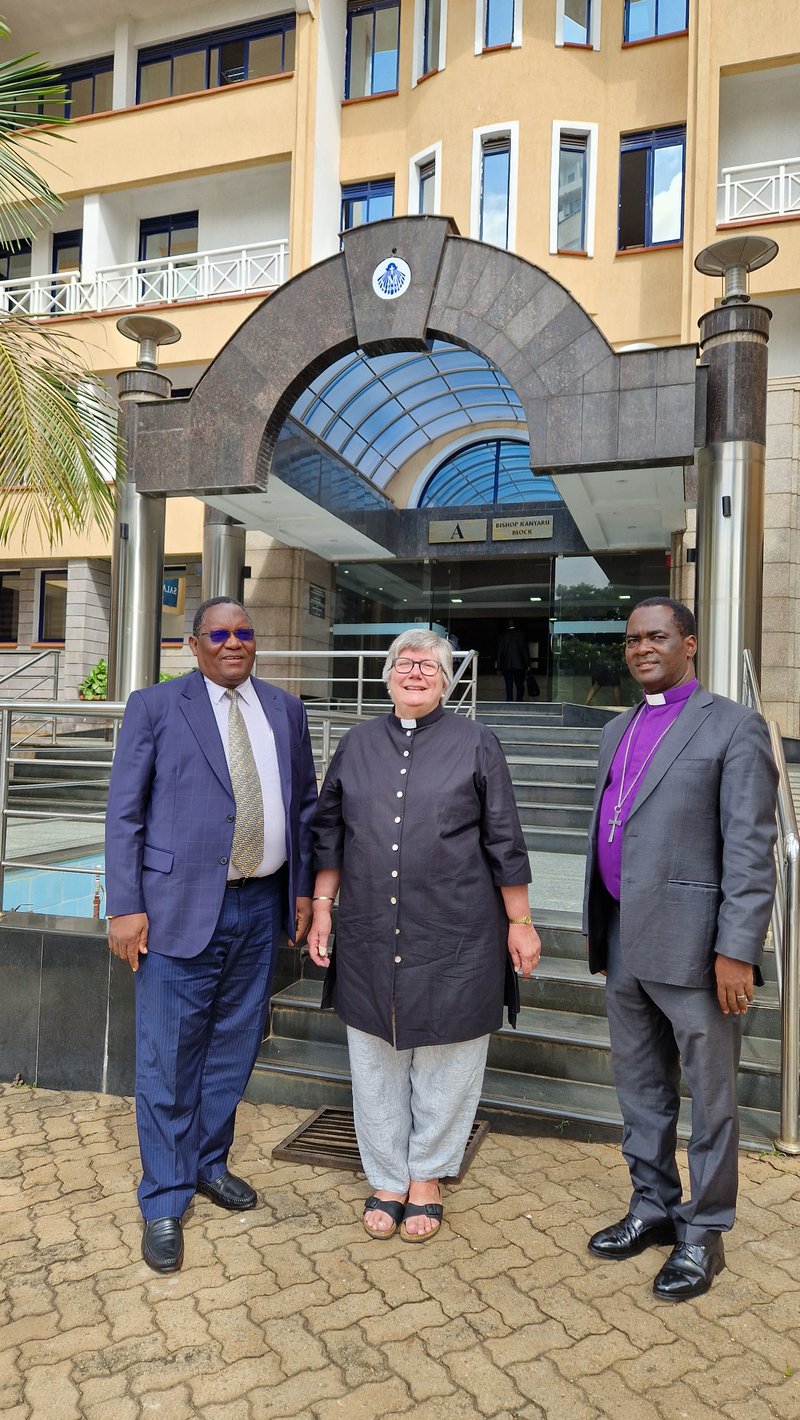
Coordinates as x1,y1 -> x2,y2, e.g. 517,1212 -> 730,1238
0,47 -> 69,241
0,318 -> 120,548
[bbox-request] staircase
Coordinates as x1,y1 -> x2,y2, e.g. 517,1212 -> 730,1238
250,701 -> 782,1149
7,737 -> 113,818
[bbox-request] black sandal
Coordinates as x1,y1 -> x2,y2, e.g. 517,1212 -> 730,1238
400,1200 -> 443,1244
363,1195 -> 406,1240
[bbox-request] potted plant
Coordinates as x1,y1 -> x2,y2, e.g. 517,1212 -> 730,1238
78,658 -> 107,701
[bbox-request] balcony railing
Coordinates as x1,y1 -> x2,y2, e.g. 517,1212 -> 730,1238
719,155 -> 800,224
0,239 -> 289,319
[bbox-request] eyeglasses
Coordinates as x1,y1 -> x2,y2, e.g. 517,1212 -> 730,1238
392,657 -> 440,676
199,627 -> 255,645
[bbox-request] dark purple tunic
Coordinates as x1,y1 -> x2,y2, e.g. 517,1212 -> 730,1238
312,705 -> 531,1049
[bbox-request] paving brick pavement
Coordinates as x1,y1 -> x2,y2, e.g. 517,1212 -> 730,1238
2,1082 -> 800,1420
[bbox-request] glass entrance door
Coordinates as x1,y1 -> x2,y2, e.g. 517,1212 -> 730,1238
551,551 -> 669,706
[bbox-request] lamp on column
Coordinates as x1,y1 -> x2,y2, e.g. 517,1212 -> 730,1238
116,313 -> 182,370
694,234 -> 778,304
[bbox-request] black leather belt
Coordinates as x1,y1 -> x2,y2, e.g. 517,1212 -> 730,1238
226,876 -> 266,889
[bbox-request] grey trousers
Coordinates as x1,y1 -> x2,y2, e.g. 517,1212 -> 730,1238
605,907 -> 744,1243
346,1026 -> 490,1193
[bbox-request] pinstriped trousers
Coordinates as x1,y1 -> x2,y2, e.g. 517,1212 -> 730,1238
346,1026 -> 490,1193
134,875 -> 282,1220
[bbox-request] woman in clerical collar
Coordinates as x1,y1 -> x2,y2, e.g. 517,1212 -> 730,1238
309,629 -> 541,1244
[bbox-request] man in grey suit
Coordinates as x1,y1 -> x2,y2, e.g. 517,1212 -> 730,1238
583,597 -> 777,1300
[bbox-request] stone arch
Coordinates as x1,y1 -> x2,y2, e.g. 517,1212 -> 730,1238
133,216 -> 699,496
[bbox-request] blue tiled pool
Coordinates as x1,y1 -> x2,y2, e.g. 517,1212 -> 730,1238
2,852 -> 106,918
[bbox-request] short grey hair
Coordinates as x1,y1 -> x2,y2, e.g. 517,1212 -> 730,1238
382,629 -> 453,687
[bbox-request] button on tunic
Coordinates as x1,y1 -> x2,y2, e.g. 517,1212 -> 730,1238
312,705 -> 531,1049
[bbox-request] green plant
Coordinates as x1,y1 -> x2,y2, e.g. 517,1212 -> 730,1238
78,658 -> 107,700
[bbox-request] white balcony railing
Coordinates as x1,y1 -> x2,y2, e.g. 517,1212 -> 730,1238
719,156 -> 800,224
0,239 -> 289,319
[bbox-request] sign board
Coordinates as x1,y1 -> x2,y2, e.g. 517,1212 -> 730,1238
428,519 -> 488,545
162,576 -> 185,613
492,516 -> 554,541
308,583 -> 327,619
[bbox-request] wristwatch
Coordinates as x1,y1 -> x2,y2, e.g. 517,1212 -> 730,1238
508,915 -> 533,925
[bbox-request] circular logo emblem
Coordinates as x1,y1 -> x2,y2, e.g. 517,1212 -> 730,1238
372,257 -> 412,301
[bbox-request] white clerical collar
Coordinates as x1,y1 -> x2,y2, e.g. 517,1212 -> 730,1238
400,717 -> 417,729
644,692 -> 666,706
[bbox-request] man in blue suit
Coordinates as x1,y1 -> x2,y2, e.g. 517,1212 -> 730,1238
106,597 -> 317,1272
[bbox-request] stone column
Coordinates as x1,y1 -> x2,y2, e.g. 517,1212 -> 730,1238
107,368 -> 170,700
202,506 -> 246,604
695,301 -> 771,700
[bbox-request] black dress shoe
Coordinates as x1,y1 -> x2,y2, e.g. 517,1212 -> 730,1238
653,1237 -> 725,1301
588,1211 -> 677,1259
142,1218 -> 183,1273
196,1170 -> 257,1211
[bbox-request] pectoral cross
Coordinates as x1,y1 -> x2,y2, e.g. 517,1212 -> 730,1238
607,808 -> 622,844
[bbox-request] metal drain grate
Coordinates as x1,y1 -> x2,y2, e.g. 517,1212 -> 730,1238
272,1106 -> 489,1182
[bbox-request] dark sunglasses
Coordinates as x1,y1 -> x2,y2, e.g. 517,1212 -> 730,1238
199,627 -> 255,645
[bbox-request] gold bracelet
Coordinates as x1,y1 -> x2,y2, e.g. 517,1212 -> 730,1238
508,915 -> 532,925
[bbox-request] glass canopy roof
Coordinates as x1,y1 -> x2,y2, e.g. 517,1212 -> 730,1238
420,438 -> 560,507
290,339 -> 525,489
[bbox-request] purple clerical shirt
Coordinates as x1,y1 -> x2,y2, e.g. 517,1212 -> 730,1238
597,679 -> 698,901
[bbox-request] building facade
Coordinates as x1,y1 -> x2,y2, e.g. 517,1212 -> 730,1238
0,0 -> 798,721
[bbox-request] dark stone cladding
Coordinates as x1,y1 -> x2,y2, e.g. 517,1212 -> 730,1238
0,918 -> 300,1098
698,303 -> 771,447
130,216 -> 700,499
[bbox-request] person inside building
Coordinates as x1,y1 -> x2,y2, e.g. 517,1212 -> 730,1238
308,629 -> 541,1243
105,597 -> 317,1274
583,598 -> 778,1300
496,621 -> 530,702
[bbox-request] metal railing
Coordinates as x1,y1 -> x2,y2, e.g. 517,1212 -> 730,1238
0,649 -> 61,743
719,155 -> 800,224
253,647 -> 478,719
0,239 -> 289,319
743,650 -> 800,1154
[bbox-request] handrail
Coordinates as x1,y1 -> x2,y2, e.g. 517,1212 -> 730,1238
742,650 -> 800,1154
254,647 -> 478,719
720,154 -> 800,176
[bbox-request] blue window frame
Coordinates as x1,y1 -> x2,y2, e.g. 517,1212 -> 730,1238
558,134 -> 588,251
422,0 -> 442,75
136,14 -> 296,104
624,0 -> 688,42
38,570 -> 68,643
55,59 -> 113,118
345,0 -> 400,99
618,126 -> 685,249
52,230 -> 83,273
484,0 -> 515,47
480,135 -> 511,247
0,240 -> 31,282
0,572 -> 20,643
418,158 -> 436,214
138,212 -> 199,264
563,0 -> 591,44
341,179 -> 395,231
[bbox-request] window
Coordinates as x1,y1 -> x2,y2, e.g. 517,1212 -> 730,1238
618,126 -> 685,249
38,570 -> 67,643
139,212 -> 199,301
562,0 -> 591,43
480,135 -> 511,247
550,122 -> 597,254
341,179 -> 395,231
624,0 -> 688,42
46,58 -> 113,119
484,0 -> 515,47
345,1 -> 400,99
136,14 -> 296,103
422,0 -> 442,74
418,158 -> 436,214
51,230 -> 83,311
557,135 -> 588,250
0,572 -> 20,643
420,440 -> 561,507
0,241 -> 31,283
162,568 -> 187,642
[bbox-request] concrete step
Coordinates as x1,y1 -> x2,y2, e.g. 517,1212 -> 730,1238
516,781 -> 596,807
253,981 -> 780,1148
523,824 -> 588,854
516,802 -> 593,830
508,757 -> 599,785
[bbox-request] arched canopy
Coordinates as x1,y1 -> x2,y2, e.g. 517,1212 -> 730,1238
131,216 -> 700,500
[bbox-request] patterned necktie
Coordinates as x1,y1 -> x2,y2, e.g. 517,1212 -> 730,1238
225,689 -> 264,877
